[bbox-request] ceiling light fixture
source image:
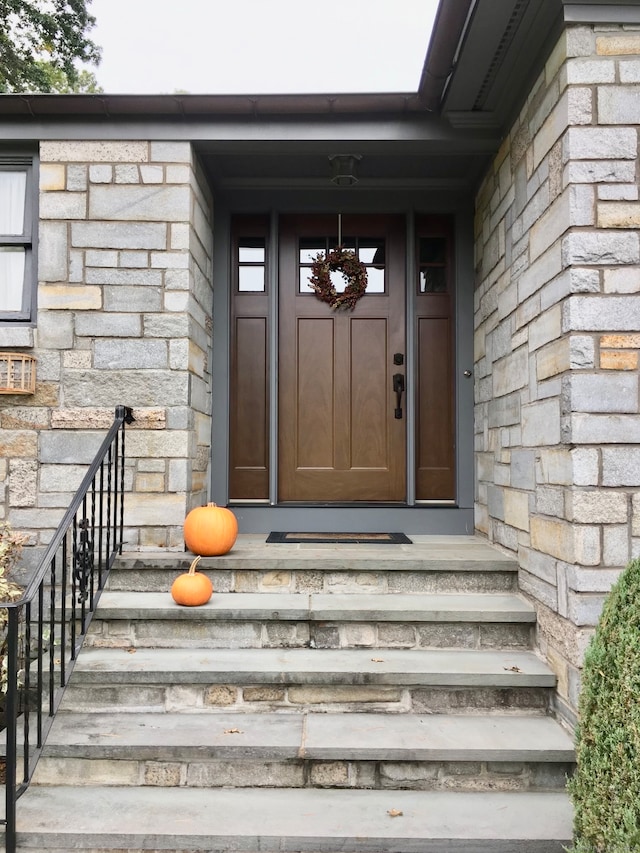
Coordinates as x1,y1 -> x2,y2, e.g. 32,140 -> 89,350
329,154 -> 362,186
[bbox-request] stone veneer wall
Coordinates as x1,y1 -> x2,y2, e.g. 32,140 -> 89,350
0,140 -> 213,562
474,24 -> 640,721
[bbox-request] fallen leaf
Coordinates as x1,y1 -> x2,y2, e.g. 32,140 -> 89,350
224,728 -> 244,734
126,648 -> 137,654
371,657 -> 384,663
504,665 -> 521,673
387,809 -> 403,817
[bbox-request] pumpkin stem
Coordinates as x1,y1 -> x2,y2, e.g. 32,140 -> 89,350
206,502 -> 218,507
188,555 -> 202,575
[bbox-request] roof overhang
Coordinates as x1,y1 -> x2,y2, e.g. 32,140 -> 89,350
1,1 -> 639,193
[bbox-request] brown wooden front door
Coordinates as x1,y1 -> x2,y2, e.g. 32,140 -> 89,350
228,213 -> 456,507
278,215 -> 406,502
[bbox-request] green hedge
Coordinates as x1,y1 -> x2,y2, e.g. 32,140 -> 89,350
568,557 -> 640,853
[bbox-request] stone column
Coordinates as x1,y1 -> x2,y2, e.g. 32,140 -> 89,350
0,140 -> 213,558
474,24 -> 640,721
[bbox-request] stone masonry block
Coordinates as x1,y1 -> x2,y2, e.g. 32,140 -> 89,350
570,337 -> 595,369
602,448 -> 640,486
40,192 -> 86,220
89,164 -> 113,183
571,448 -> 599,486
493,347 -> 528,396
94,340 -> 168,370
40,431 -> 105,463
89,185 -> 191,222
598,202 -> 640,229
8,459 -> 37,507
125,431 -> 189,459
598,86 -> 640,125
38,285 -> 101,311
150,142 -> 192,163
75,313 -> 142,338
503,489 -> 530,531
569,373 -> 638,413
562,232 -> 639,267
565,160 -> 636,184
35,311 -> 74,349
510,449 -> 535,490
62,369 -> 189,407
603,268 -> 640,294
597,35 -> 640,55
569,490 -> 628,524
38,221 -> 68,281
522,399 -> 561,446
564,295 -> 640,331
621,60 -> 640,83
599,184 -> 639,202
72,221 -> 167,249
571,413 -> 640,444
566,58 -> 615,84
600,350 -> 638,370
41,141 -> 149,162
123,493 -> 187,527
104,286 -> 162,312
529,305 -> 562,351
39,163 -> 65,191
603,526 -> 630,567
565,127 -> 637,160
530,517 -> 574,563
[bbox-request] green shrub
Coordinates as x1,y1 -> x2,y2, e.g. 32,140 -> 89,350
568,557 -> 640,853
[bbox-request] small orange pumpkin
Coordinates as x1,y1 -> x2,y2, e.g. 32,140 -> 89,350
184,502 -> 238,556
171,556 -> 213,606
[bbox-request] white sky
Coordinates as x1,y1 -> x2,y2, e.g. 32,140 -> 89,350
87,0 -> 440,95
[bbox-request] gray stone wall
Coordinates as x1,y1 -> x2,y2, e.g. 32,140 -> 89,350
474,25 -> 640,720
0,140 -> 213,556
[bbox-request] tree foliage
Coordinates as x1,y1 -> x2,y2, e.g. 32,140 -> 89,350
0,0 -> 101,93
568,557 -> 640,853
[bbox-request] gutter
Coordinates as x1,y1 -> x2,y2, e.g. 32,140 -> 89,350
418,0 -> 477,112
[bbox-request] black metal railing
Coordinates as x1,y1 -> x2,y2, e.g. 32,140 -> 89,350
1,405 -> 134,853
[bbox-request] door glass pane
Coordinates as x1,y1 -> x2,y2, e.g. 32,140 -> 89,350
239,246 -> 265,263
0,172 -> 27,235
300,236 -> 386,294
360,239 -> 385,293
0,248 -> 26,310
239,266 -> 265,292
238,237 -> 266,292
419,237 -> 447,293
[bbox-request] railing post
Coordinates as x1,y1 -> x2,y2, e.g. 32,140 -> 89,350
5,607 -> 20,853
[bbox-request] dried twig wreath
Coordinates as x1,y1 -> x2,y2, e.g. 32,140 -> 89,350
308,246 -> 368,311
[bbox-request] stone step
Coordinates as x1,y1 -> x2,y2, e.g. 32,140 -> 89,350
85,591 -> 535,650
109,537 -> 518,595
62,647 -> 555,713
6,785 -> 573,852
32,711 -> 574,791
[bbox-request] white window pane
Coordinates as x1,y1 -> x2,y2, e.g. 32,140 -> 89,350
299,269 -> 314,293
0,248 -> 26,310
238,266 -> 265,292
239,247 -> 265,263
0,172 -> 27,235
365,267 -> 385,293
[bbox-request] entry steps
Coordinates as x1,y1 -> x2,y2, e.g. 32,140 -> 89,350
7,535 -> 575,851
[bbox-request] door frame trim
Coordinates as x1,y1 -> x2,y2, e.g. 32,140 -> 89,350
210,196 -> 475,533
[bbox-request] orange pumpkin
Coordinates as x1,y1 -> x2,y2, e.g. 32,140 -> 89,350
184,502 -> 238,556
171,556 -> 213,606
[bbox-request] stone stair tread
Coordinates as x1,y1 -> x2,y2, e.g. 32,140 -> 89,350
11,786 -> 572,851
44,711 -> 574,762
95,590 -> 536,622
117,536 -> 518,573
72,646 -> 555,686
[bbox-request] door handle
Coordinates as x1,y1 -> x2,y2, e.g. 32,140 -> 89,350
393,373 -> 404,419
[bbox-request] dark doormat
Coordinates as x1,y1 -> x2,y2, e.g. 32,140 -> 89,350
266,532 -> 412,545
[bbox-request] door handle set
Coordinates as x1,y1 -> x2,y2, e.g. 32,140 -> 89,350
393,373 -> 405,419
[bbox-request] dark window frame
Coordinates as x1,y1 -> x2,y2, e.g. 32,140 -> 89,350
0,153 -> 38,324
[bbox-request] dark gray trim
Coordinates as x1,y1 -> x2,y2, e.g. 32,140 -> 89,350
563,2 -> 640,22
0,151 -> 38,325
229,505 -> 475,535
210,207 -> 231,506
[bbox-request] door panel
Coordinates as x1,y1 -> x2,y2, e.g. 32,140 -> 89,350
279,215 -> 406,502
